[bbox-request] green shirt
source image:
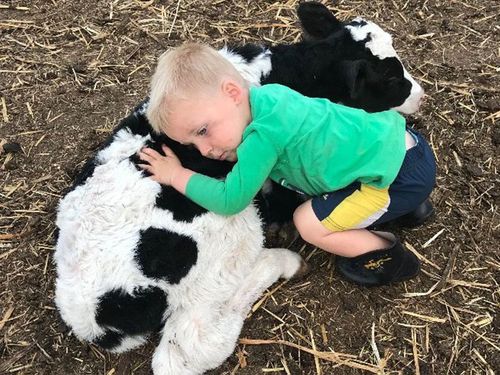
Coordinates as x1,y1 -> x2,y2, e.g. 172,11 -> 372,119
186,84 -> 407,215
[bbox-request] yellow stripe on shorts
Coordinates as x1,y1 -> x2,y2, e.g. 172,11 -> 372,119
321,184 -> 391,232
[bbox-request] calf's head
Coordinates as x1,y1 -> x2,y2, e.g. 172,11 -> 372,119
298,2 -> 425,114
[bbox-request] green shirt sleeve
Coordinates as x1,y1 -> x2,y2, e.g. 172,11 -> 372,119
185,131 -> 278,215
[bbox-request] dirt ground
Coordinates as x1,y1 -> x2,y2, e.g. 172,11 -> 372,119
1,0 -> 499,374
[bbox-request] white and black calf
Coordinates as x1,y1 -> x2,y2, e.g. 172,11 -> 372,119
54,3 -> 425,374
54,106 -> 305,374
221,1 -> 424,114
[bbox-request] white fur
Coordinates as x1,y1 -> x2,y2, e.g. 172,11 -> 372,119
218,46 -> 272,87
392,70 -> 425,114
346,18 -> 425,114
54,124 -> 303,374
347,18 -> 396,59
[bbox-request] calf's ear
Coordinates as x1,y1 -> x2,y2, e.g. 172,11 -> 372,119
297,2 -> 343,40
380,57 -> 404,79
340,60 -> 371,100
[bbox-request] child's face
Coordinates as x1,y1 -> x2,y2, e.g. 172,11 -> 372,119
164,80 -> 250,162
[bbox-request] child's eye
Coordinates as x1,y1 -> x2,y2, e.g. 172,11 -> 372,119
197,126 -> 207,136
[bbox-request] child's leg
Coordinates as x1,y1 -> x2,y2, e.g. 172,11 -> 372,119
293,129 -> 436,286
294,201 -> 420,286
293,200 -> 390,257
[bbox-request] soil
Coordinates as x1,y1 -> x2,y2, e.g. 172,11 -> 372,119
0,1 -> 498,374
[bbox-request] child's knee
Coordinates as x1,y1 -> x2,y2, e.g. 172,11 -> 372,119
293,204 -> 309,240
293,202 -> 320,244
292,205 -> 304,233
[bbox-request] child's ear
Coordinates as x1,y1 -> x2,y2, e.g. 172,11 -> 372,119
222,79 -> 243,103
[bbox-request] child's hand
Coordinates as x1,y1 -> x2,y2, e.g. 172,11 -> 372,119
138,145 -> 184,186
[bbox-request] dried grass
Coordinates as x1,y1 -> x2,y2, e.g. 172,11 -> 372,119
1,0 -> 499,374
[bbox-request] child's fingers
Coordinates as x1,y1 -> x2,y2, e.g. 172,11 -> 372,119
139,147 -> 163,162
162,145 -> 181,161
161,145 -> 176,157
137,163 -> 152,172
140,147 -> 160,159
162,147 -> 173,157
138,152 -> 153,163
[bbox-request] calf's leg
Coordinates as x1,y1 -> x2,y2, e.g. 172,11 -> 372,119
227,248 -> 306,315
151,249 -> 305,375
152,307 -> 245,375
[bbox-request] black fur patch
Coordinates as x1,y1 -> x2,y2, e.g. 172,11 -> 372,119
95,286 -> 167,341
128,116 -> 234,222
127,101 -> 155,137
297,1 -> 344,40
135,228 -> 198,284
93,329 -> 124,350
264,27 -> 411,112
227,44 -> 266,62
256,181 -> 304,226
69,158 -> 97,189
348,19 -> 368,27
155,186 -> 209,222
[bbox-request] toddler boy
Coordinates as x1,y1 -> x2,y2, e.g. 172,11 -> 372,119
139,43 -> 436,287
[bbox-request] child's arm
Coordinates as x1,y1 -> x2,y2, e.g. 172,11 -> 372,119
139,133 -> 278,215
185,133 -> 278,215
138,145 -> 194,194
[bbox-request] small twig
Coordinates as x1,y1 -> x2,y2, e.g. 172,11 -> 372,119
422,228 -> 445,248
403,245 -> 459,297
168,0 -> 182,38
370,323 -> 382,370
402,311 -> 447,323
0,306 -> 14,330
411,328 -> 421,375
239,338 -> 383,373
309,329 -> 322,375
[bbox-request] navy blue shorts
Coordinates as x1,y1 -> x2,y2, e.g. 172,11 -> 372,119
311,129 -> 436,229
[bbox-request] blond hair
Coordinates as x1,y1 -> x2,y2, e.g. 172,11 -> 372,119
146,42 -> 246,134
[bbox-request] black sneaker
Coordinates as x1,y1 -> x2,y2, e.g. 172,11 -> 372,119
335,232 -> 420,287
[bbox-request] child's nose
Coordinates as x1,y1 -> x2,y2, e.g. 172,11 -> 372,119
198,143 -> 212,157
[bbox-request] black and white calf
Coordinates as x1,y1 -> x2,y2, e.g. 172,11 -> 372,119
55,105 -> 306,374
220,1 -> 424,114
54,3 -> 425,374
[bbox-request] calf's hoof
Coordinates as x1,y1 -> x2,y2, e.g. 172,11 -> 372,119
289,259 -> 311,281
